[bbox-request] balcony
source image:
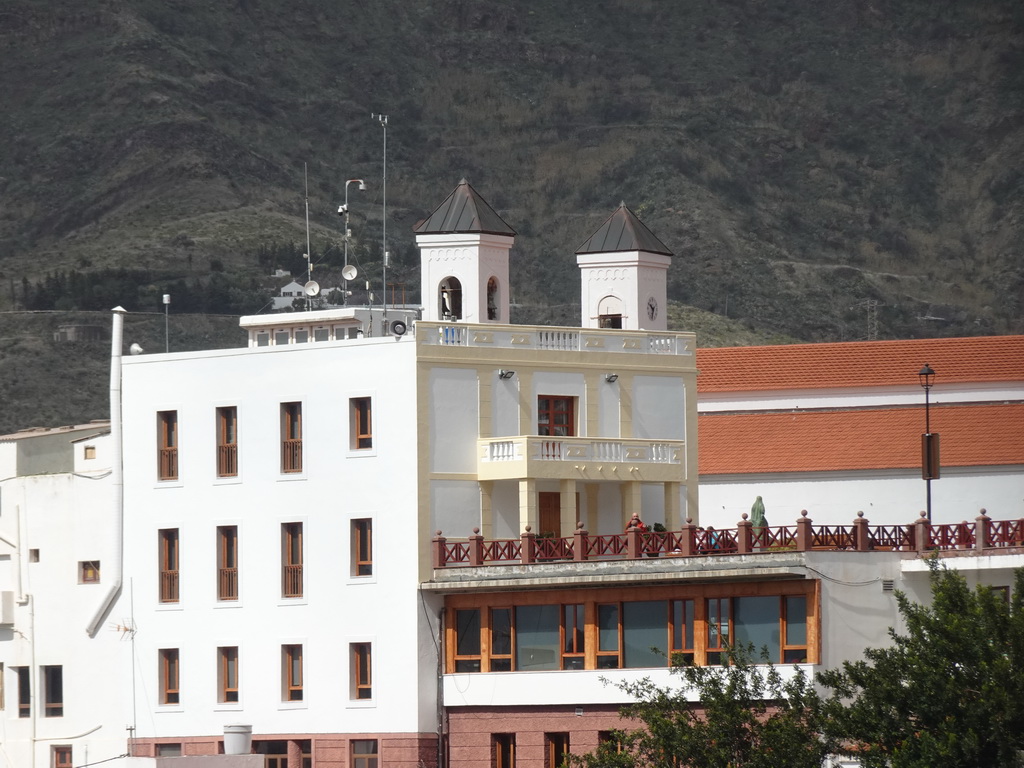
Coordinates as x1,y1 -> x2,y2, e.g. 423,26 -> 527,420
419,321 -> 695,357
432,511 -> 1024,569
478,436 -> 685,482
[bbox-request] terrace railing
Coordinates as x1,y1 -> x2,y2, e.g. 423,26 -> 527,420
432,509 -> 1024,568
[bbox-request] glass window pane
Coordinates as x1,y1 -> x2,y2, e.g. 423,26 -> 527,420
598,604 -> 619,651
786,596 -> 807,646
491,608 -> 512,655
734,596 -> 781,661
622,600 -> 668,668
515,605 -> 559,671
456,609 -> 480,656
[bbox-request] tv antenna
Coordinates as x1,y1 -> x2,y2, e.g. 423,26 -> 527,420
302,162 -> 316,311
371,113 -> 388,323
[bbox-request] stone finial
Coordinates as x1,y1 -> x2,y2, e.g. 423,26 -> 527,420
686,517 -> 693,524
800,510 -> 808,518
472,527 -> 480,535
857,510 -> 865,518
920,510 -> 928,519
435,530 -> 442,536
577,521 -> 585,530
742,512 -> 749,520
524,525 -> 532,533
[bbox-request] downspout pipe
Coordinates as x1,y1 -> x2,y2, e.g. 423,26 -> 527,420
86,307 -> 125,637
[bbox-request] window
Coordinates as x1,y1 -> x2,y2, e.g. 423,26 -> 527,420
439,276 -> 462,320
352,519 -> 372,577
562,604 -> 585,670
493,734 -> 516,768
15,666 -> 30,717
351,397 -> 372,449
29,548 -> 40,563
282,644 -> 303,702
157,410 -> 178,481
281,402 -> 302,473
282,523 -> 303,599
0,662 -> 4,710
218,647 -> 239,703
159,529 -> 179,603
447,587 -> 812,672
83,444 -> 96,460
43,665 -> 63,717
545,733 -> 569,768
351,643 -> 372,700
351,739 -> 378,768
160,649 -> 179,705
52,746 -> 73,768
490,607 -> 513,672
217,526 -> 238,601
79,560 -> 100,584
455,609 -> 482,672
706,597 -> 730,666
156,744 -> 182,757
487,277 -> 499,321
216,406 -> 238,477
538,396 -> 575,437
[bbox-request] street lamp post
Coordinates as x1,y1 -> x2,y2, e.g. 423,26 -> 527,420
918,364 -> 939,523
340,178 -> 366,305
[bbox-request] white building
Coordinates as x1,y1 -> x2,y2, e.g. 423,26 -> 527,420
0,423 -> 126,768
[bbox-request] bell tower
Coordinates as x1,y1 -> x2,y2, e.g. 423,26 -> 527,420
576,202 -> 672,331
414,179 -> 515,324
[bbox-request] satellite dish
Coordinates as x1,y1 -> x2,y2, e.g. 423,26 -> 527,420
391,320 -> 408,337
341,265 -> 358,281
303,280 -> 320,297
129,343 -> 144,355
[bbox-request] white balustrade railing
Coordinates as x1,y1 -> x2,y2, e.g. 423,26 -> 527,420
420,322 -> 694,356
481,436 -> 682,465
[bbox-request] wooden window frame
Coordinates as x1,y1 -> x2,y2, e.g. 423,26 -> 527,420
218,646 -> 239,703
705,596 -> 730,665
217,526 -> 238,601
537,396 -> 576,437
351,739 -> 379,768
216,406 -> 238,477
52,746 -> 73,768
160,649 -> 179,705
79,560 -> 100,584
157,410 -> 178,481
42,665 -> 63,717
283,644 -> 303,702
352,518 -> 372,577
561,603 -> 585,670
545,733 -> 569,768
493,733 -> 516,768
445,582 -> 818,673
351,397 -> 373,450
351,642 -> 372,700
159,529 -> 179,603
281,402 -> 302,473
281,523 -> 303,599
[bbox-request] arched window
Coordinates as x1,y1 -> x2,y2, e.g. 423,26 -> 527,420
440,277 -> 462,320
487,277 -> 499,320
597,295 -> 623,329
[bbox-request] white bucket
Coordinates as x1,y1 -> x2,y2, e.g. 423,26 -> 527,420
223,724 -> 253,755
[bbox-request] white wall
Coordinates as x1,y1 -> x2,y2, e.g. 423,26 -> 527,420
699,465 -> 1024,529
120,337 -> 440,740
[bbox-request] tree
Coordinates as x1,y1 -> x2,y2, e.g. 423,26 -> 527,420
569,648 -> 834,768
819,564 -> 1024,768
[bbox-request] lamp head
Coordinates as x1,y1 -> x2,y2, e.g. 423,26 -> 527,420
605,373 -> 619,383
498,369 -> 516,380
918,364 -> 935,390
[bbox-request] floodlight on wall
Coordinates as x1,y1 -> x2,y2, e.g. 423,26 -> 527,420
498,369 -> 516,380
605,373 -> 619,383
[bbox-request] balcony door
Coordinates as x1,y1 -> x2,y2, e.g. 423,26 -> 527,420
538,492 -> 580,539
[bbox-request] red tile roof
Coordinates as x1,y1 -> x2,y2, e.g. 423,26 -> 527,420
698,403 -> 1024,475
696,336 -> 1024,393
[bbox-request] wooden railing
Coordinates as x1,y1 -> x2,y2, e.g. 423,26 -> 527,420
282,564 -> 303,598
158,448 -> 178,481
432,510 -> 1024,568
218,444 -> 238,477
281,439 -> 302,473
218,567 -> 238,600
160,570 -> 179,602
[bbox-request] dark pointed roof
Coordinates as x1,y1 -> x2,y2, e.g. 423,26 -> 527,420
575,202 -> 672,256
412,179 -> 516,236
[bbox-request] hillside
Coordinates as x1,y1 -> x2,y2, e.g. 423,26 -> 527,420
0,0 -> 1022,431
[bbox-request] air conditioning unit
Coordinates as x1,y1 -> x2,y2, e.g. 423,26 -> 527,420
0,591 -> 14,626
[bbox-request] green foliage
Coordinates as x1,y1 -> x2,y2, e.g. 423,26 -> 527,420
819,564 -> 1024,768
569,648 -> 833,768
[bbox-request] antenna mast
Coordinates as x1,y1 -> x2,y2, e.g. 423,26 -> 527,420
372,113 -> 388,324
304,163 -> 313,311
